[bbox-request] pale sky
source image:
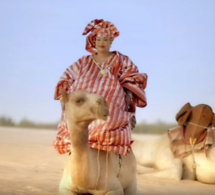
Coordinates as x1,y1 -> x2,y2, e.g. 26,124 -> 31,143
1,0 -> 215,124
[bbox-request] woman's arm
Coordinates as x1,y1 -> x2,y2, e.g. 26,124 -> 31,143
118,55 -> 148,111
54,57 -> 83,100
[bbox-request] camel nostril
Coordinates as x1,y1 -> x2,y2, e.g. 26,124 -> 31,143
103,113 -> 109,119
96,99 -> 102,105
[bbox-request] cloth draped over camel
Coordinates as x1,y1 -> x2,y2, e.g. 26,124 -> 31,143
53,51 -> 147,155
168,126 -> 214,158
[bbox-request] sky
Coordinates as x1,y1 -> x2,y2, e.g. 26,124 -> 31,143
1,0 -> 215,125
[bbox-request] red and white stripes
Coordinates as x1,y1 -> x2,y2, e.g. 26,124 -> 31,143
53,51 -> 147,155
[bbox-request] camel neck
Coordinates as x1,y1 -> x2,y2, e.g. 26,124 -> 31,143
69,122 -> 90,150
67,122 -> 93,187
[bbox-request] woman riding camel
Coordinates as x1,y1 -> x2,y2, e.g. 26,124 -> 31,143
53,19 -> 148,156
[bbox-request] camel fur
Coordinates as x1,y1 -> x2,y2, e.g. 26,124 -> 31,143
59,90 -> 137,195
133,103 -> 215,184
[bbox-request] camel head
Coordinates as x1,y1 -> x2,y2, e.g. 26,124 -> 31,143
175,102 -> 215,143
61,90 -> 109,125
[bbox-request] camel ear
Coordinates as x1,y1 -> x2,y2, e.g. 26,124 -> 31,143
212,114 -> 215,128
175,102 -> 192,126
60,92 -> 69,103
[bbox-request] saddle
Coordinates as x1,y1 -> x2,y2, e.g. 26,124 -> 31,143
168,103 -> 215,158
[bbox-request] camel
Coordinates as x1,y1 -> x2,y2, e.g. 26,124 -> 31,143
133,103 -> 215,184
59,90 -> 137,195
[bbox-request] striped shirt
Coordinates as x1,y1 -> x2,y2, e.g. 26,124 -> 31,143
53,51 -> 147,155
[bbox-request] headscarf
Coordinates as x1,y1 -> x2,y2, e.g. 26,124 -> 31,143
82,19 -> 120,54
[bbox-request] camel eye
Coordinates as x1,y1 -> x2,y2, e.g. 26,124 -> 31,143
75,97 -> 85,104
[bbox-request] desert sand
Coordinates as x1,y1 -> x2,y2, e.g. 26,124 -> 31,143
0,127 -> 215,195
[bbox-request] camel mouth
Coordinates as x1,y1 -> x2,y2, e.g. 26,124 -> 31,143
99,114 -> 109,121
97,107 -> 109,121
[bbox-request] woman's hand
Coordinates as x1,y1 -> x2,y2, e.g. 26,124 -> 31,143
125,90 -> 133,111
125,89 -> 136,129
130,116 -> 136,130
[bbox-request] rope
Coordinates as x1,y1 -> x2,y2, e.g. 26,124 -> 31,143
189,137 -> 197,180
94,102 -> 100,190
187,122 -> 215,132
186,122 -> 215,179
94,99 -> 110,190
105,151 -> 109,189
105,115 -> 110,190
94,148 -> 100,190
187,122 -> 208,129
94,97 -> 122,190
117,154 -> 122,177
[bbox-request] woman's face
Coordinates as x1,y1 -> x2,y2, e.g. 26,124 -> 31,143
95,36 -> 112,53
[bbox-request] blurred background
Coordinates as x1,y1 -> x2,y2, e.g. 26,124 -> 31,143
1,0 -> 215,133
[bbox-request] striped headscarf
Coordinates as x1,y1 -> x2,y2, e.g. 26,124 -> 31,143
82,19 -> 120,54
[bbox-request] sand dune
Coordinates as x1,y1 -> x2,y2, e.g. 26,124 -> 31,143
0,127 -> 215,195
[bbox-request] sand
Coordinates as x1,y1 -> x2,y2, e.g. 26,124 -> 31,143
0,127 -> 215,195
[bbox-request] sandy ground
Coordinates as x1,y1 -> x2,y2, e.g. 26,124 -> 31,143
0,127 -> 215,195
